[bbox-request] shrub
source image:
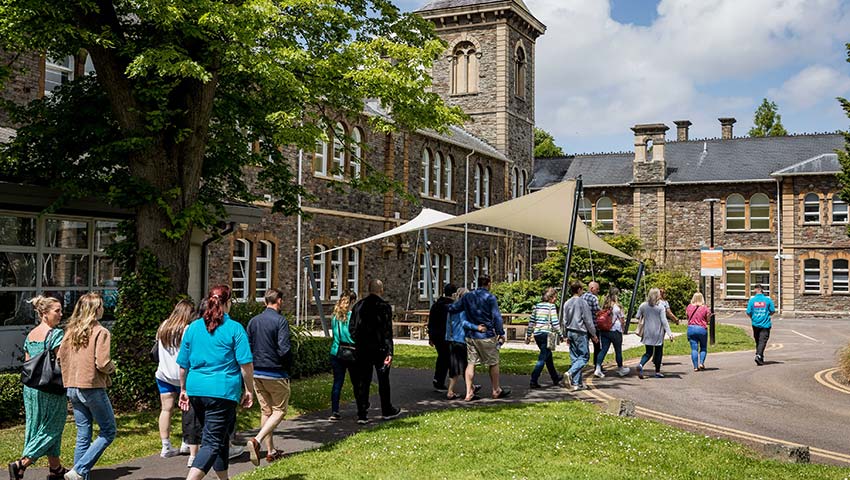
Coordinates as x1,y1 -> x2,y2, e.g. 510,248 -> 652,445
643,270 -> 699,319
838,343 -> 850,383
0,373 -> 23,425
229,301 -> 268,327
291,335 -> 333,378
491,280 -> 545,314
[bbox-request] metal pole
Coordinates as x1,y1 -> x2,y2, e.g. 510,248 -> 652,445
625,261 -> 645,333
559,176 -> 583,315
295,148 -> 303,325
709,201 -> 716,345
303,255 -> 330,337
465,150 -> 472,288
423,228 -> 435,306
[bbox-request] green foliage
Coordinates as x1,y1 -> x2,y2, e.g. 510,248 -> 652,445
291,336 -> 333,379
748,98 -> 789,137
643,270 -> 699,319
490,280 -> 546,314
836,44 -> 850,238
110,250 -> 177,411
228,301 -> 269,327
0,374 -> 23,425
535,233 -> 648,294
534,127 -> 565,158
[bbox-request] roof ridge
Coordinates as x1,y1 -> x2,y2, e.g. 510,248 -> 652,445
669,131 -> 843,143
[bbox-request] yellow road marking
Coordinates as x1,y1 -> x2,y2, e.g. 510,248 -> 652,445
814,367 -> 850,396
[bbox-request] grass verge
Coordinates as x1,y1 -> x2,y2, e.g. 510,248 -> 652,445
235,401 -> 848,480
0,373 -> 357,468
393,323 -> 754,375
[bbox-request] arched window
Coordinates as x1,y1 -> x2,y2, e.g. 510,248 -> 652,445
833,259 -> 849,293
726,194 -> 745,230
483,167 -> 491,207
331,122 -> 346,179
312,244 -> 327,301
803,193 -> 820,224
433,152 -> 442,198
578,198 -> 592,226
521,169 -> 528,196
750,193 -> 770,230
347,247 -> 360,295
804,258 -> 821,293
44,56 -> 74,95
832,195 -> 848,224
232,239 -> 251,301
421,149 -> 431,196
443,155 -> 453,200
474,164 -> 483,207
330,249 -> 343,300
510,168 -> 518,199
452,41 -> 478,95
596,197 -> 614,233
351,127 -> 363,178
750,259 -> 770,297
255,240 -> 273,302
313,123 -> 328,175
725,260 -> 746,298
515,46 -> 526,99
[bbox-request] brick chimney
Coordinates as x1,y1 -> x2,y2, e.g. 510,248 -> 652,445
719,117 -> 736,139
631,123 -> 669,184
674,120 -> 692,141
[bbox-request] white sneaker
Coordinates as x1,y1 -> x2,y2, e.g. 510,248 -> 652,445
618,366 -> 631,377
572,384 -> 586,391
187,455 -> 196,468
64,470 -> 84,480
228,444 -> 245,459
593,366 -> 605,378
160,445 -> 179,458
179,442 -> 191,454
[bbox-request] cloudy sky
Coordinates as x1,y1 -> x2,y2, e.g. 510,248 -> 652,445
395,0 -> 850,154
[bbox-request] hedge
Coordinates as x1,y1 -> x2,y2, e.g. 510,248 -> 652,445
0,373 -> 23,425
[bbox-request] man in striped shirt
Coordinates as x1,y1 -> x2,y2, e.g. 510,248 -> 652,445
582,281 -> 602,366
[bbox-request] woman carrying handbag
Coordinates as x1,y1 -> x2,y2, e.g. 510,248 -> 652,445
328,291 -> 357,421
8,296 -> 69,480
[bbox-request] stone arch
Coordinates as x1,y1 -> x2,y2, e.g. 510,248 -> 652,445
514,40 -> 527,99
450,34 -> 482,95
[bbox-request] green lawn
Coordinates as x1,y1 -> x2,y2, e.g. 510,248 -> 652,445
393,323 -> 754,375
235,401 -> 848,480
0,373 -> 360,468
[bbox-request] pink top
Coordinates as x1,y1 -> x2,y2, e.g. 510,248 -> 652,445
685,304 -> 711,329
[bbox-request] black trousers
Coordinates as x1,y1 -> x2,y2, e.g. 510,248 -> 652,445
354,353 -> 394,419
591,336 -> 601,366
640,345 -> 664,373
189,396 -> 236,473
433,339 -> 451,386
753,326 -> 771,359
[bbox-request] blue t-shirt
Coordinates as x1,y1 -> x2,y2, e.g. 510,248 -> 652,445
176,314 -> 253,402
746,293 -> 775,329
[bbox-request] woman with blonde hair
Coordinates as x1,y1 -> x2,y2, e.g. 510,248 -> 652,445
58,293 -> 116,480
328,290 -> 357,421
155,299 -> 196,461
635,288 -> 674,379
685,292 -> 712,371
8,296 -> 69,480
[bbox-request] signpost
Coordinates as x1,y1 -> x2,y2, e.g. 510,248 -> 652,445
700,247 -> 723,277
702,198 -> 721,345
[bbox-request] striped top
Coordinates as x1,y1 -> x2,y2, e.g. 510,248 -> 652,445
525,302 -> 560,340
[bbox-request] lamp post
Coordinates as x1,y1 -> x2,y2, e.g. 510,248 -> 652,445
703,198 -> 720,345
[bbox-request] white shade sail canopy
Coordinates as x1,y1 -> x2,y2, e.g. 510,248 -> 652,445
316,179 -> 632,260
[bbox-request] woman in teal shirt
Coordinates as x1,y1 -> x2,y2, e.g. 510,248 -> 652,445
328,290 -> 357,421
177,285 -> 254,480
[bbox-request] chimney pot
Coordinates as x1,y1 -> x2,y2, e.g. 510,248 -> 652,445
719,117 -> 736,139
674,120 -> 692,141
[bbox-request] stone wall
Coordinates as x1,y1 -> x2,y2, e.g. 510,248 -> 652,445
0,51 -> 42,126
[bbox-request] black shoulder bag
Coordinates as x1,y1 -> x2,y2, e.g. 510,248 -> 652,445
334,318 -> 357,364
21,329 -> 66,395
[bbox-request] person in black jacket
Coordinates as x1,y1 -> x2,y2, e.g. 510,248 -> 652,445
245,289 -> 291,466
428,283 -> 457,391
349,279 -> 401,424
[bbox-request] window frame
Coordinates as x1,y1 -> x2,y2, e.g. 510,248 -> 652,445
578,198 -> 592,226
483,167 -> 491,207
596,196 -> 614,234
254,240 -> 273,302
749,193 -> 771,231
350,127 -> 363,179
443,155 -> 453,200
724,259 -> 747,299
725,194 -> 746,231
749,259 -> 771,297
313,123 -> 329,176
44,56 -> 74,96
312,244 -> 327,301
832,195 -> 848,224
510,167 -> 518,199
433,151 -> 442,199
421,149 -> 431,196
347,247 -> 360,296
231,238 -> 251,302
514,45 -> 527,99
474,164 -> 482,207
803,258 -> 821,294
803,193 -> 821,225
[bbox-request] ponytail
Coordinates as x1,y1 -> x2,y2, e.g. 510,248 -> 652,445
204,285 -> 231,333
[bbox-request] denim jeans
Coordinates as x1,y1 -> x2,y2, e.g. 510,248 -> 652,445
67,387 -> 116,479
330,354 -> 356,413
190,396 -> 237,474
687,325 -> 708,369
531,333 -> 559,384
597,330 -> 624,368
566,331 -> 589,386
640,345 -> 664,373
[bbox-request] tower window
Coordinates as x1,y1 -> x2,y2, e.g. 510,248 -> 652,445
452,41 -> 479,95
515,46 -> 526,99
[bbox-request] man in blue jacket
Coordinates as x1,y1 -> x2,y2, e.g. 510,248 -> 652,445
245,288 -> 291,465
746,284 -> 775,366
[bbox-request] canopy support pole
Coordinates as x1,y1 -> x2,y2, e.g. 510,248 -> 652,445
559,176 -> 583,314
625,261 -> 645,334
303,255 -> 330,337
423,228 -> 435,306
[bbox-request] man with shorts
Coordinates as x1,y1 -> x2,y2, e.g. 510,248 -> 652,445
449,275 -> 510,401
246,289 -> 291,465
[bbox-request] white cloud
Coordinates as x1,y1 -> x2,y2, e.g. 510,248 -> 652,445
526,0 -> 850,150
769,65 -> 850,109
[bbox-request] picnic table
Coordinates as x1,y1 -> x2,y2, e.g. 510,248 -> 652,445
393,311 -> 532,341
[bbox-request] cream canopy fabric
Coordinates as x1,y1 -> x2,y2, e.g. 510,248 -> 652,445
318,179 -> 632,260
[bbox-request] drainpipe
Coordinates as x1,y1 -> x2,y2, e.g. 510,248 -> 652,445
296,148 -> 304,325
201,222 -> 236,299
465,149 -> 474,287
776,178 -> 782,313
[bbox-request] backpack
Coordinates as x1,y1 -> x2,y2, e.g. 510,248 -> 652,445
595,308 -> 613,332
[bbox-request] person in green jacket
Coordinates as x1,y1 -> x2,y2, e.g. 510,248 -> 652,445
329,290 -> 357,421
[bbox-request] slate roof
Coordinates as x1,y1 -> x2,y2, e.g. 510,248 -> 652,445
527,156 -> 572,189
418,0 -> 530,13
531,133 -> 845,189
363,99 -> 507,161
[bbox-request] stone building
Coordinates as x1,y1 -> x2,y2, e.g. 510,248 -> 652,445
530,120 -> 850,315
